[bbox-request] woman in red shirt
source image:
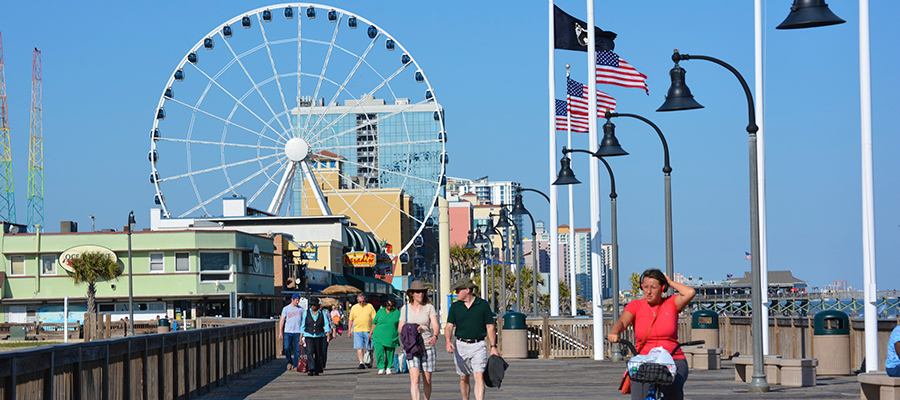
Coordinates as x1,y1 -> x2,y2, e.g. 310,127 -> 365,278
607,269 -> 696,400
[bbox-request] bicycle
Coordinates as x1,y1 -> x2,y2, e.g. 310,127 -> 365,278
615,339 -> 705,400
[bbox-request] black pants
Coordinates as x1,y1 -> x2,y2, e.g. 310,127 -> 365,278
305,337 -> 327,373
322,338 -> 329,369
631,359 -> 689,400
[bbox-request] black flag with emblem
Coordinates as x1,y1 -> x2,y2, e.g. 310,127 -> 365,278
554,5 -> 616,52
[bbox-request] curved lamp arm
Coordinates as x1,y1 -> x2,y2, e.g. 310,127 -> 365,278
562,146 -> 617,200
673,50 -> 758,136
605,111 -> 672,174
519,188 -> 550,203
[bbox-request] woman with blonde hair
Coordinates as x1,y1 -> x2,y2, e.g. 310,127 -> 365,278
398,281 -> 440,400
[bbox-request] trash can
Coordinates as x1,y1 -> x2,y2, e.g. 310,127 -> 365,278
501,312 -> 528,359
813,310 -> 850,376
691,310 -> 719,348
157,318 -> 171,334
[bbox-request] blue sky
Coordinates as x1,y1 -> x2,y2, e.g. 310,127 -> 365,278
0,1 -> 897,290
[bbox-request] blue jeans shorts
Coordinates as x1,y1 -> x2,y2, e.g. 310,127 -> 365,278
353,331 -> 373,349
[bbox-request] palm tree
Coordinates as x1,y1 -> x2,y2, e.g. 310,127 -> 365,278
67,251 -> 122,337
450,245 -> 480,281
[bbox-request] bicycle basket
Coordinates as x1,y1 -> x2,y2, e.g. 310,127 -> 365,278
629,363 -> 675,385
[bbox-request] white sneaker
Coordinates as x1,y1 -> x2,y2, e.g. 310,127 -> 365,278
377,369 -> 385,375
385,369 -> 393,375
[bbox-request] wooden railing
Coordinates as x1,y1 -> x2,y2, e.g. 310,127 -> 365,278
514,315 -> 897,366
0,319 -> 277,399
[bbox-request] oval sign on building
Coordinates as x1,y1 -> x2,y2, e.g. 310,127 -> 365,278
58,245 -> 118,273
343,252 -> 376,268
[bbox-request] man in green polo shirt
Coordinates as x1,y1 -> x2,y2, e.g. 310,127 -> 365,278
444,277 -> 499,400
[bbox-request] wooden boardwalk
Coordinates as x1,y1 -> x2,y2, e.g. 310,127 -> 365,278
198,336 -> 862,399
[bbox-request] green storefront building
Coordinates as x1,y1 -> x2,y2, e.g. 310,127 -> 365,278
0,222 -> 277,323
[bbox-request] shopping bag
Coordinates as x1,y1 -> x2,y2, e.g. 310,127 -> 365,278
363,339 -> 373,367
394,352 -> 409,373
646,346 -> 677,376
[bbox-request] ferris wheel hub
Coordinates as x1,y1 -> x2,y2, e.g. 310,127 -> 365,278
284,137 -> 310,162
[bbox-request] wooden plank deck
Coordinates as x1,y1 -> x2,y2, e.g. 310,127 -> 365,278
198,336 -> 862,399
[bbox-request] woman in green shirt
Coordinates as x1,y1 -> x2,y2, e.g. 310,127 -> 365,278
370,299 -> 401,374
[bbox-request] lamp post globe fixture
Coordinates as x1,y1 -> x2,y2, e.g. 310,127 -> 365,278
595,120 -> 629,157
657,60 -> 704,112
658,49 -> 769,392
777,0 -> 845,30
553,155 -> 581,186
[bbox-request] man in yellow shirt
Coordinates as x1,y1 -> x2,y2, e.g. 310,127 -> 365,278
349,293 -> 376,369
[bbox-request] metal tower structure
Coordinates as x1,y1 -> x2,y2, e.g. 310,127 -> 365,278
26,48 -> 42,232
0,32 -> 16,223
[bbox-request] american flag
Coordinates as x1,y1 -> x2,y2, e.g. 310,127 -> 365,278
555,99 -> 589,133
567,77 -> 616,117
745,252 -> 752,260
596,50 -> 649,94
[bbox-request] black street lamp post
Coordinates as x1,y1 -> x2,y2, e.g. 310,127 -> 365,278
511,189 -> 545,313
554,147 -> 621,361
466,228 -> 494,308
511,187 -> 550,316
127,211 -> 135,337
658,49 -> 769,392
603,111 -> 674,291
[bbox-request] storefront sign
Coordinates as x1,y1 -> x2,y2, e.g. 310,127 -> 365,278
299,241 -> 318,261
343,252 -> 376,268
58,245 -> 118,273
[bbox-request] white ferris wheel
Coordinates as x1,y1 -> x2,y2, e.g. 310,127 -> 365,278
149,3 -> 447,257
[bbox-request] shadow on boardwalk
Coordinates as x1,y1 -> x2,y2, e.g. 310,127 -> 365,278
199,337 -> 861,399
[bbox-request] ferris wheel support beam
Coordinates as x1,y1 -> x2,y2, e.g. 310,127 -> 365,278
268,161 -> 297,215
300,160 -> 332,215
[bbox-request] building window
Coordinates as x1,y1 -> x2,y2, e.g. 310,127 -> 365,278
175,252 -> 190,272
200,252 -> 231,282
41,255 -> 57,275
149,253 -> 164,273
10,255 -> 25,276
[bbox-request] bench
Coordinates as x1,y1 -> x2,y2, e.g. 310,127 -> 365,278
859,372 -> 900,400
733,355 -> 817,387
683,347 -> 723,370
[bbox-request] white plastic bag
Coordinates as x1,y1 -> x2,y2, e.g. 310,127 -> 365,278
645,346 -> 677,376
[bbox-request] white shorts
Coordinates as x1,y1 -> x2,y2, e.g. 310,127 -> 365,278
409,347 -> 436,372
453,340 -> 488,376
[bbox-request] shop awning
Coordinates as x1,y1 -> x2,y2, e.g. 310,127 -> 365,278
345,274 -> 394,296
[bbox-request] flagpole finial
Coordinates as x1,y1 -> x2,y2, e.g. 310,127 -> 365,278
565,64 -> 570,69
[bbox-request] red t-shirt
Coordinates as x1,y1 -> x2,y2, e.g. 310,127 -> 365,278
623,296 -> 684,360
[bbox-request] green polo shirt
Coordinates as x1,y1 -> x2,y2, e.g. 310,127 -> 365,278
447,296 -> 493,340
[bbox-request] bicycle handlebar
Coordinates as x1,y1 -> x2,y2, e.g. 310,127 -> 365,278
612,339 -> 705,357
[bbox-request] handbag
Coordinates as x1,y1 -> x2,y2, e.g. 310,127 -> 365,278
619,302 -> 662,394
296,356 -> 308,373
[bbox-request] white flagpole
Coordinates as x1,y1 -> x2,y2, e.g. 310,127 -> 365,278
587,0 -> 604,361
860,0 -> 878,372
548,0 -> 560,316
566,67 -> 578,317
754,0 -> 770,356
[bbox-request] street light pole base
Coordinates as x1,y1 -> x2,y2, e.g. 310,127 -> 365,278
610,349 -> 624,362
748,376 -> 770,393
